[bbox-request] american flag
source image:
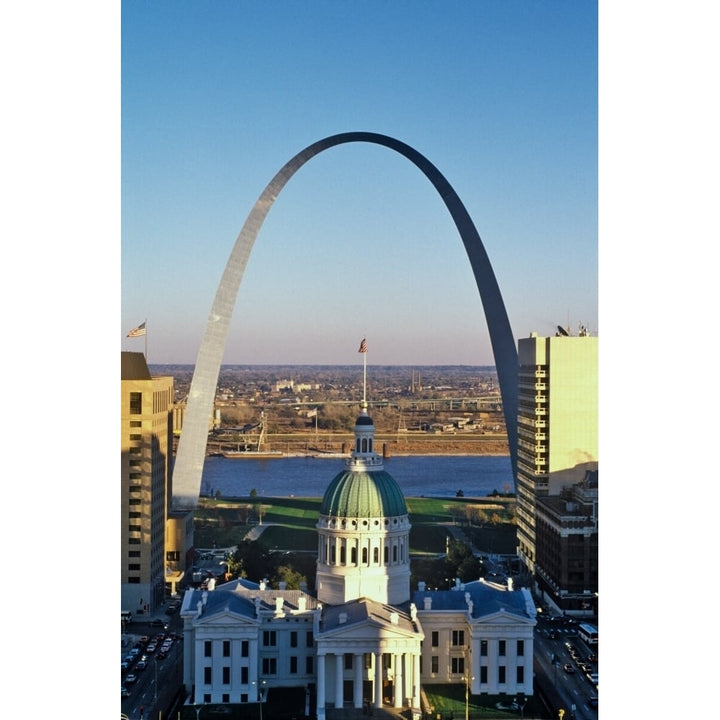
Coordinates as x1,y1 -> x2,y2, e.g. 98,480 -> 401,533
358,338 -> 367,353
127,321 -> 147,338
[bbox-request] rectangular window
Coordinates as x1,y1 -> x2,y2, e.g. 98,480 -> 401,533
128,537 -> 140,543
241,667 -> 248,684
516,640 -> 524,656
241,694 -> 248,703
306,656 -> 314,674
480,666 -> 487,684
431,631 -> 439,647
204,641 -> 212,657
222,694 -> 230,704
204,667 -> 212,684
128,563 -> 140,571
222,667 -> 230,684
263,630 -> 277,646
498,666 -> 506,684
499,640 -> 506,656
431,656 -> 439,673
223,641 -> 230,657
452,630 -> 465,646
516,666 -> 524,684
290,631 -> 298,647
262,657 -> 277,675
241,641 -> 249,657
204,694 -> 211,704
130,433 -> 142,440
306,631 -> 313,647
451,657 -> 465,674
480,640 -> 487,656
130,392 -> 142,414
344,653 -> 353,670
290,656 -> 298,674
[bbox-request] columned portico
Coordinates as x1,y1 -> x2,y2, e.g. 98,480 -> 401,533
317,654 -> 326,720
354,653 -> 363,708
374,651 -> 382,708
393,653 -> 403,708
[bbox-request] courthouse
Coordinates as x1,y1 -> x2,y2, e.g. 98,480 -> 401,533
179,403 -> 536,717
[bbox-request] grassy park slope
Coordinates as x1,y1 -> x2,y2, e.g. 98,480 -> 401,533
194,495 -> 518,556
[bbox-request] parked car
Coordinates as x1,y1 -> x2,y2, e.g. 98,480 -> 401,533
563,663 -> 575,673
136,660 -> 147,671
151,619 -> 168,628
125,674 -> 138,684
588,695 -> 598,708
122,686 -> 130,698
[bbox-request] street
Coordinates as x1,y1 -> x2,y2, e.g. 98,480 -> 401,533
122,608 -> 185,719
532,615 -> 598,719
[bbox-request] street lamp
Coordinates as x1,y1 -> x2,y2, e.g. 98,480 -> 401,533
464,674 -> 474,720
193,703 -> 205,720
252,679 -> 267,720
514,693 -> 526,720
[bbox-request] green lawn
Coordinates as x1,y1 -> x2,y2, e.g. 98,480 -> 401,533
195,496 -> 517,556
422,685 -> 541,719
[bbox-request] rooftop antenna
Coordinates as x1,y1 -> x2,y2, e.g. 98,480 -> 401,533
358,337 -> 368,405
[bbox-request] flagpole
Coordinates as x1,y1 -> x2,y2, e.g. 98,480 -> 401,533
363,349 -> 367,405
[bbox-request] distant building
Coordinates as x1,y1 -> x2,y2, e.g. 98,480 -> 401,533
180,402 -> 535,715
515,331 -> 598,614
121,352 -> 174,612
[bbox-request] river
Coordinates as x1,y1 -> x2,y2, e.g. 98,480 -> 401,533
198,454 -> 514,499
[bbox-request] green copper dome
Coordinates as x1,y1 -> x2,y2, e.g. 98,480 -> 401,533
320,469 -> 407,518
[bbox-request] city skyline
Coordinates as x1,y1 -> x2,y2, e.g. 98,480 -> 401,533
121,2 -> 598,365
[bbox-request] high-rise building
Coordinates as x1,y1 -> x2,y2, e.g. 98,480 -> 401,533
121,351 -> 174,613
515,331 -> 598,611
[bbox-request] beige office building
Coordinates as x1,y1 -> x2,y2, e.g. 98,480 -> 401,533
515,332 -> 598,587
121,351 -> 174,613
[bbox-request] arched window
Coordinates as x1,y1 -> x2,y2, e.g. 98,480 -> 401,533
340,546 -> 346,564
369,439 -> 373,452
373,547 -> 379,564
330,546 -> 336,564
362,438 -> 368,452
356,439 -> 361,452
362,547 -> 368,564
393,545 -> 398,562
384,546 -> 389,564
351,547 -> 357,565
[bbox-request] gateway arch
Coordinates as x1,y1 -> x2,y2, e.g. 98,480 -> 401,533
172,132 -> 518,509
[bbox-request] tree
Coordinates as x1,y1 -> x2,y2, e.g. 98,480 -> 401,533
273,565 -> 305,589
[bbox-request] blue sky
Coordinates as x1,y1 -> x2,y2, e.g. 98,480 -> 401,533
121,1 -> 597,365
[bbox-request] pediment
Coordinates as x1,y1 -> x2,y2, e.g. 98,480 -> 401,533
195,607 -> 259,628
320,616 -> 420,642
473,609 -> 535,627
